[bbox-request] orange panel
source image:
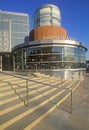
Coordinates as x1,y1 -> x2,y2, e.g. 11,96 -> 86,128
29,25 -> 67,41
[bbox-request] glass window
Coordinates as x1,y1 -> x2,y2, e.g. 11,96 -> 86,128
30,47 -> 41,54
52,46 -> 62,53
63,47 -> 75,54
0,21 -> 9,30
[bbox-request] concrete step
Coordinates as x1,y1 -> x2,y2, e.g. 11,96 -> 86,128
0,86 -> 12,91
0,73 -> 81,130
0,78 -> 72,106
0,87 -> 67,129
0,80 -> 80,130
0,98 -> 23,112
0,92 -> 18,100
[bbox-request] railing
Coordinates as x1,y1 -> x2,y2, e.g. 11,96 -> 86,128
0,71 -> 64,106
0,70 -> 82,113
83,73 -> 89,88
61,87 -> 73,114
0,71 -> 29,105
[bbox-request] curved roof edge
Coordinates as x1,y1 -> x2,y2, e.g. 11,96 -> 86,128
12,39 -> 88,52
35,4 -> 60,14
40,4 -> 59,9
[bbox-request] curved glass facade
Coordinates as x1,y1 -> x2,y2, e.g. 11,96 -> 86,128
13,41 -> 87,70
11,4 -> 87,78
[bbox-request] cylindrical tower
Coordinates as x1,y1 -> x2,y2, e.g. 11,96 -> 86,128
13,4 -> 88,79
29,4 -> 67,41
34,4 -> 61,28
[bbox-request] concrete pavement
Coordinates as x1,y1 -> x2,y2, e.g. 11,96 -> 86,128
32,73 -> 89,130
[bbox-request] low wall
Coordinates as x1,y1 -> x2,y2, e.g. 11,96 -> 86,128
38,69 -> 86,79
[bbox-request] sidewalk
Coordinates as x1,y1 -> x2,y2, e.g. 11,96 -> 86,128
32,74 -> 89,130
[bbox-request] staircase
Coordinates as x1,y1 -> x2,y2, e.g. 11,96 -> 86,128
0,72 -> 81,130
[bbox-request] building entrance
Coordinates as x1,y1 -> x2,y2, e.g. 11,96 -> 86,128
0,54 -> 13,71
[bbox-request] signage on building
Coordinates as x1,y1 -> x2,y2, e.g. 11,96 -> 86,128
44,36 -> 64,40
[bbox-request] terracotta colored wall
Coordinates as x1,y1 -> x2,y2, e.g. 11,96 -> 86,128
29,25 -> 67,41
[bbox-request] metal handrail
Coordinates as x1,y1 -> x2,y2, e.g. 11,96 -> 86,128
0,71 -> 29,105
0,71 -> 81,109
0,71 -> 63,105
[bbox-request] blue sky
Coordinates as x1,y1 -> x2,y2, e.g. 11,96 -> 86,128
0,0 -> 89,60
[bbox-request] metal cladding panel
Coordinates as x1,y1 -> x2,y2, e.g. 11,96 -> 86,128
33,26 -> 67,41
34,4 -> 61,27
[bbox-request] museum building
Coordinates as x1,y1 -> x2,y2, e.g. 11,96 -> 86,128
0,4 -> 87,78
12,4 -> 87,78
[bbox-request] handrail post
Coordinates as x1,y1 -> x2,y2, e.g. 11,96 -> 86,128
63,88 -> 73,114
61,73 -> 62,88
26,77 -> 29,105
83,75 -> 85,87
13,55 -> 15,72
70,90 -> 72,114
